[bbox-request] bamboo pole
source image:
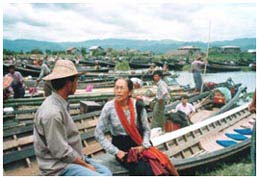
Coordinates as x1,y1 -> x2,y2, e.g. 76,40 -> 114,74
200,21 -> 211,93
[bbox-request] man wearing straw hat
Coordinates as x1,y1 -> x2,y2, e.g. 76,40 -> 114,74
191,54 -> 207,93
33,60 -> 112,176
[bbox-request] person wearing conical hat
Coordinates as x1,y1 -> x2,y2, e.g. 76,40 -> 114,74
191,54 -> 207,93
33,60 -> 112,176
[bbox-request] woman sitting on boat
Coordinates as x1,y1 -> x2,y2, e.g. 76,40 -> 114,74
95,78 -> 179,176
213,87 -> 231,107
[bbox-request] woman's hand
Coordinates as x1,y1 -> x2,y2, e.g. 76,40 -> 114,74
131,146 -> 145,154
116,150 -> 126,161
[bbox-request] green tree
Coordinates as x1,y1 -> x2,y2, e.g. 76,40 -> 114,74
81,47 -> 87,56
45,49 -> 52,55
31,48 -> 43,54
115,61 -> 130,71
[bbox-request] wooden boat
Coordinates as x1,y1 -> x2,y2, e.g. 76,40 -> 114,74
76,60 -> 115,68
82,71 -> 174,81
129,62 -> 152,69
164,85 -> 247,128
3,92 -> 114,109
93,103 -> 255,175
3,78 -> 241,127
24,77 -> 116,90
77,66 -> 110,73
3,110 -> 106,175
3,77 -> 235,126
3,64 -> 40,77
206,61 -> 247,73
21,63 -> 41,71
2,83 -> 184,129
98,60 -> 116,68
168,62 -> 185,71
21,63 -> 110,73
153,61 -> 164,67
2,75 -> 244,169
4,102 -> 253,175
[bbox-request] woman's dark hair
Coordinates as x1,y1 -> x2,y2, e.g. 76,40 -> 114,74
114,77 -> 133,91
153,70 -> 163,77
51,75 -> 77,91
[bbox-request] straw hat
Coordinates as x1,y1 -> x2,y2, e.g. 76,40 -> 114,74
3,76 -> 13,89
43,60 -> 82,80
195,54 -> 202,60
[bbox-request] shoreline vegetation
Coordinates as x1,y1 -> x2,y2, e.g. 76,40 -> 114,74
195,154 -> 252,176
3,49 -> 256,72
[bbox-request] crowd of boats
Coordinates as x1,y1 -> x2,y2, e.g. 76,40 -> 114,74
2,56 -> 255,176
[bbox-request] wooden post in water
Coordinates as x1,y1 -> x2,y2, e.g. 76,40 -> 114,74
200,20 -> 211,94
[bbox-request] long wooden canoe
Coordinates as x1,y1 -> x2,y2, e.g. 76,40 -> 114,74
4,102 -> 252,175
206,62 -> 246,73
129,62 -> 152,69
4,64 -> 40,77
3,84 -> 247,175
93,103 -> 254,175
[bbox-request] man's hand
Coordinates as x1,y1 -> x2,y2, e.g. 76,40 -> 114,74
84,163 -> 96,172
74,156 -> 96,171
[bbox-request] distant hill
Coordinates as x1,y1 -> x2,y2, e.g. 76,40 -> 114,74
3,38 -> 256,54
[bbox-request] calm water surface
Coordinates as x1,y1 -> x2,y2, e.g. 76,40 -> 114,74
175,71 -> 256,93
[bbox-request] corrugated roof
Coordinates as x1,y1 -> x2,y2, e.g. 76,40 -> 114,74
177,46 -> 200,50
89,46 -> 102,50
221,45 -> 240,49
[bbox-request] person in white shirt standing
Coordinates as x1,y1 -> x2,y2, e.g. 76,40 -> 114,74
176,95 -> 195,119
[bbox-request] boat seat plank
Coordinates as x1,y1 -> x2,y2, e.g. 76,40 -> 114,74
199,115 -> 253,152
4,135 -> 33,151
190,110 -> 216,124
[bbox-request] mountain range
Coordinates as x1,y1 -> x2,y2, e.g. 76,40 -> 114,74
3,38 -> 256,54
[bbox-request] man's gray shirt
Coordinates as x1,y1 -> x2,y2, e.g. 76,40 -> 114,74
37,63 -> 51,81
33,92 -> 84,175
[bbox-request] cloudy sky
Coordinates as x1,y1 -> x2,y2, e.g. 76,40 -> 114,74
3,1 -> 256,42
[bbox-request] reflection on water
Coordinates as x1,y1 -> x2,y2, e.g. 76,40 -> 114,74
174,71 -> 256,92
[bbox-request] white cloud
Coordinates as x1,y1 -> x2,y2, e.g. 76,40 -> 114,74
3,2 -> 256,42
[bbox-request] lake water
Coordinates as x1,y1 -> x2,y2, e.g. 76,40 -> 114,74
174,71 -> 256,93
